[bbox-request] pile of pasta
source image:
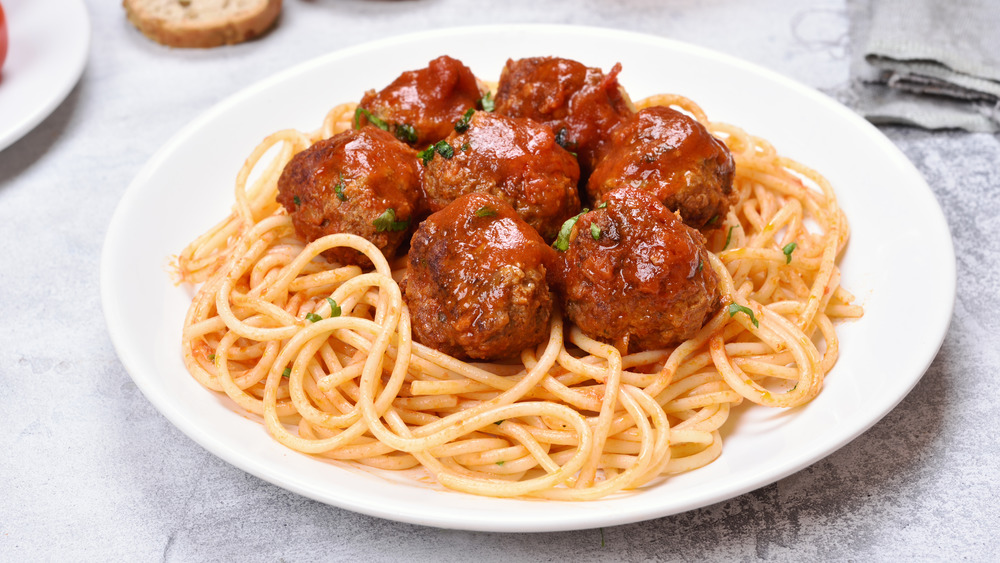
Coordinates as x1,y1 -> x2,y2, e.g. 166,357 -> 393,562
176,93 -> 862,500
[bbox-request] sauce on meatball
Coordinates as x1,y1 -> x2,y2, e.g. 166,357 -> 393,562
421,111 -> 581,242
405,192 -> 557,360
356,55 -> 484,147
494,57 -> 634,178
552,187 -> 722,352
276,127 -> 422,267
587,105 -> 735,229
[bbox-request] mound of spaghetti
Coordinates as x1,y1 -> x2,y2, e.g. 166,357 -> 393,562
176,60 -> 861,501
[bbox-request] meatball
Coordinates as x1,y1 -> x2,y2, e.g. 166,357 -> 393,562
552,187 -> 722,352
587,106 -> 735,230
405,192 -> 557,361
356,55 -> 484,147
493,57 -> 634,178
276,127 -> 422,267
421,111 -> 581,242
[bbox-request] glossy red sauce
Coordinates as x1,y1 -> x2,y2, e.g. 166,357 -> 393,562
494,57 -> 633,177
422,111 -> 580,241
588,106 -> 735,229
358,55 -> 483,146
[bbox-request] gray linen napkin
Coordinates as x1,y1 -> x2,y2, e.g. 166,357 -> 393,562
848,0 -> 1000,132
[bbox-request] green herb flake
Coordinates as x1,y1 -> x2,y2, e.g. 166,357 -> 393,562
208,353 -> 215,361
493,420 -> 504,426
706,214 -> 719,226
372,208 -> 410,232
727,303 -> 760,328
293,195 -> 301,207
282,367 -> 291,378
434,140 -> 454,159
333,174 -> 347,202
474,206 -> 497,218
600,528 -> 606,548
394,123 -> 417,144
782,242 -> 798,264
479,92 -> 495,112
697,259 -> 704,272
723,225 -> 738,251
454,108 -> 475,133
353,107 -> 389,131
305,312 -> 323,323
496,460 -> 505,466
326,297 -> 342,318
461,142 -> 470,152
598,202 -> 608,209
552,209 -> 589,252
417,146 -> 435,165
590,223 -> 601,240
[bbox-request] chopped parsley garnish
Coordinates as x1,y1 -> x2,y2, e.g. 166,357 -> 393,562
479,92 -> 495,112
372,208 -> 410,232
305,312 -> 322,323
706,214 -> 719,226
552,209 -> 589,251
722,225 -> 738,250
727,303 -> 759,328
496,460 -> 505,466
282,367 -> 291,378
208,353 -> 215,361
333,174 -> 347,201
474,206 -> 497,218
394,123 -> 417,144
493,420 -> 504,426
697,259 -> 704,272
782,242 -> 797,264
293,195 -> 301,206
597,202 -> 608,209
326,297 -> 342,318
417,146 -> 434,165
461,142 -> 470,152
455,108 -> 475,132
435,140 -> 454,159
353,107 -> 389,131
590,223 -> 601,240
417,140 -> 454,165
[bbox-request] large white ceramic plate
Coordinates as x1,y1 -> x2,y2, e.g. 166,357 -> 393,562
0,0 -> 90,152
101,25 -> 955,532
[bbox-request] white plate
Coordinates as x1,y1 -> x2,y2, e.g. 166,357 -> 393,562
101,25 -> 955,532
0,0 -> 90,153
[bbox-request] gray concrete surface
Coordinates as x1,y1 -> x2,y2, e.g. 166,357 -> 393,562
2,0 -> 997,560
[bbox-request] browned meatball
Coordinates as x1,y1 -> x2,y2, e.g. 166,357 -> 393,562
405,192 -> 557,361
276,127 -> 422,267
356,55 -> 484,147
552,187 -> 722,352
587,106 -> 735,230
421,111 -> 581,242
493,57 -> 633,178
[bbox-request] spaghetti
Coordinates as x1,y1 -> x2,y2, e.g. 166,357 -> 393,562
175,88 -> 862,500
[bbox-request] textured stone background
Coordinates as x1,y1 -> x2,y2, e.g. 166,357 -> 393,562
2,0 -> 997,560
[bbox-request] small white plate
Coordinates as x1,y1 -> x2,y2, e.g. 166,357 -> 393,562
102,25 -> 955,532
0,0 -> 90,152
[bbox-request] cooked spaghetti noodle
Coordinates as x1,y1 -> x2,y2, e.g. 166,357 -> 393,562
175,89 -> 861,500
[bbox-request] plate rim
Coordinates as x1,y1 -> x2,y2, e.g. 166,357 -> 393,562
0,0 -> 91,153
101,23 -> 956,532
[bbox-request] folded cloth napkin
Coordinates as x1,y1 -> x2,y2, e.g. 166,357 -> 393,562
848,0 -> 1000,132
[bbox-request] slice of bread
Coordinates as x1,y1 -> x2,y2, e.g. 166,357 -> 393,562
123,0 -> 282,48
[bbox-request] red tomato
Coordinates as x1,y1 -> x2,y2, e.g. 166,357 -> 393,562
0,2 -> 7,73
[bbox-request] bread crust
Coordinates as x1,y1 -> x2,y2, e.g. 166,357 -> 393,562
123,0 -> 282,48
